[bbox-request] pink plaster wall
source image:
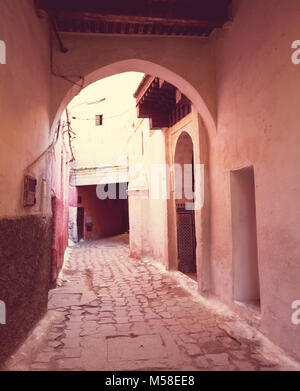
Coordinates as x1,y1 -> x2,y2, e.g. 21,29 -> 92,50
210,0 -> 300,360
127,118 -> 169,265
68,184 -> 78,207
0,0 -> 52,217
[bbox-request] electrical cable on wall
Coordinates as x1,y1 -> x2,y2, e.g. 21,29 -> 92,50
24,121 -> 61,175
64,109 -> 76,163
49,15 -> 85,90
71,106 -> 136,121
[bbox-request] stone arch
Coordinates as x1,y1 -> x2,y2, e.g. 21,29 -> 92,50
51,58 -> 216,138
52,55 -> 212,294
175,130 -> 194,154
174,131 -> 195,203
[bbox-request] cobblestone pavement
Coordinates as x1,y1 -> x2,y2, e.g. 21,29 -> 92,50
4,235 -> 300,371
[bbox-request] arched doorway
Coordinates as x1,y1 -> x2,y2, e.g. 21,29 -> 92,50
51,60 -> 211,292
174,131 -> 197,278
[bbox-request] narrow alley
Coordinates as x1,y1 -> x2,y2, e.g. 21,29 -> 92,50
4,236 -> 298,372
2,1 -> 300,372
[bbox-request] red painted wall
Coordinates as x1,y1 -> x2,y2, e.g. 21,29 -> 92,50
50,132 -> 70,283
77,185 -> 129,240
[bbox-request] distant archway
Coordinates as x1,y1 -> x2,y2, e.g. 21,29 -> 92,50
174,131 -> 197,278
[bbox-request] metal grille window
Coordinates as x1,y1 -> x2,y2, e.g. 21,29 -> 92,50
176,203 -> 196,274
95,114 -> 103,126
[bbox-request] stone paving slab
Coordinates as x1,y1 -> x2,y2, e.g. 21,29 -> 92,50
3,234 -> 300,371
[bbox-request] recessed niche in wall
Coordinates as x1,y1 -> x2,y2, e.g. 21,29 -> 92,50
230,166 -> 261,311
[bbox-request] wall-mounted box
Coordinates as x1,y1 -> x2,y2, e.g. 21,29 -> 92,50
24,175 -> 37,206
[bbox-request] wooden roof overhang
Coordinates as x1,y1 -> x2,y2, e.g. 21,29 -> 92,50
134,75 -> 191,130
35,0 -> 232,38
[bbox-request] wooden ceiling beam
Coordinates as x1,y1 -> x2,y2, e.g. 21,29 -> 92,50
141,93 -> 175,108
51,11 -> 225,29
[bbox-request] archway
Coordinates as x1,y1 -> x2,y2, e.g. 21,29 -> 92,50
50,59 -> 216,138
52,59 -> 212,293
174,131 -> 197,279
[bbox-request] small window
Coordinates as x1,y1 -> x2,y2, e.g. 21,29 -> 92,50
77,196 -> 82,204
24,175 -> 37,206
95,114 -> 103,126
